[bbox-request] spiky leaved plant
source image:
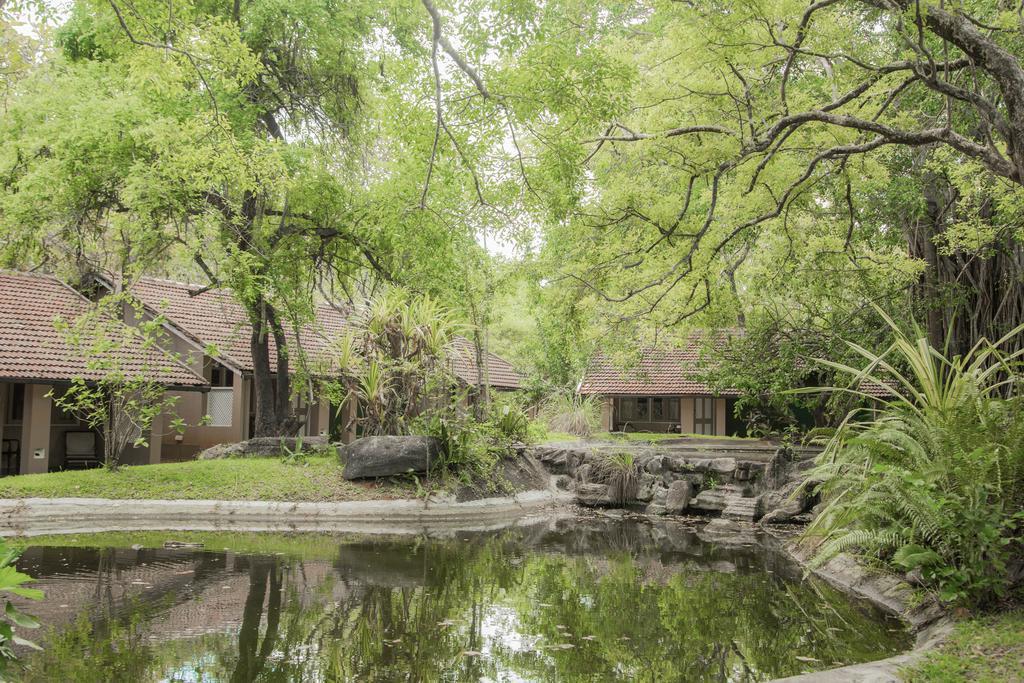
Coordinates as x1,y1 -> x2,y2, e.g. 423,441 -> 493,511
595,451 -> 640,506
801,309 -> 1024,607
541,393 -> 600,437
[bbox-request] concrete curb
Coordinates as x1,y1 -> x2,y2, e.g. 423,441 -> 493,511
769,537 -> 951,682
0,489 -> 575,538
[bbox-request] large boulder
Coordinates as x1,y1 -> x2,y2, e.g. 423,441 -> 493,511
199,436 -> 330,460
664,480 -> 693,514
341,436 -> 442,480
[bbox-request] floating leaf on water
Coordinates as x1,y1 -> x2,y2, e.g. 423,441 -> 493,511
461,650 -> 482,657
794,656 -> 820,663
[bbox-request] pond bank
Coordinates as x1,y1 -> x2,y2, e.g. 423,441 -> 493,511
767,529 -> 951,682
0,488 -> 574,538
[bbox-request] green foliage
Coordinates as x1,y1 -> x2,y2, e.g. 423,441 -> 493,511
488,396 -> 531,443
51,293 -> 185,470
539,393 -> 600,437
593,452 -> 639,505
805,312 -> 1024,607
0,538 -> 43,675
324,289 -> 462,437
418,415 -> 500,486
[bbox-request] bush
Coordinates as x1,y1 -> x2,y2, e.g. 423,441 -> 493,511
540,394 -> 600,437
594,452 -> 639,505
803,311 -> 1024,608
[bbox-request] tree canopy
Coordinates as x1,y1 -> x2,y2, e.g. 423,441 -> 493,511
2,0 -> 1023,430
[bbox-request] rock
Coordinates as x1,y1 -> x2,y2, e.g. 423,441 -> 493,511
575,463 -> 594,484
721,496 -> 759,522
341,436 -> 442,480
698,518 -> 759,546
904,568 -> 925,587
690,484 -> 746,513
665,457 -> 693,474
710,457 -> 736,474
651,485 -> 668,507
664,480 -> 693,514
199,436 -> 331,460
532,447 -> 569,473
643,456 -> 665,474
635,473 -> 657,502
645,503 -> 667,516
575,482 -> 612,507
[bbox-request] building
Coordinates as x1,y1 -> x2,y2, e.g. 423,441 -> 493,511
579,333 -> 740,436
580,331 -> 900,436
0,272 -> 208,474
449,336 -> 522,393
0,270 -> 526,472
106,276 -> 349,460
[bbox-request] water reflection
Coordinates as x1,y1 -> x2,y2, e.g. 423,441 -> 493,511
12,518 -> 910,682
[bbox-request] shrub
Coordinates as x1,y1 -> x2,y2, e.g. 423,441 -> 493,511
594,452 -> 639,505
540,393 -> 600,437
803,310 -> 1024,608
488,397 -> 531,443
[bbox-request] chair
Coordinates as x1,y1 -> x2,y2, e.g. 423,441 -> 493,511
64,431 -> 100,470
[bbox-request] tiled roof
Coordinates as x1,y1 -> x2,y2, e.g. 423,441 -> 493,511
580,331 -> 741,397
0,272 -> 207,387
580,328 -> 901,400
449,337 -> 522,390
128,278 -> 523,387
128,277 -> 351,374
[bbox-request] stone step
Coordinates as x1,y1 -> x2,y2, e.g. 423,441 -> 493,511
721,497 -> 759,522
689,484 -> 746,512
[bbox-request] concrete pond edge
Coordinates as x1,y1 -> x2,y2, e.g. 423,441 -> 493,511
0,488 -> 576,538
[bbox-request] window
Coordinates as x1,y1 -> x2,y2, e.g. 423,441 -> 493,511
6,384 -> 24,423
209,364 -> 233,387
651,397 -> 680,421
205,388 -> 234,427
51,390 -> 81,426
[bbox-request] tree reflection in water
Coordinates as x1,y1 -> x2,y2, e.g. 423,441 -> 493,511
13,519 -> 911,682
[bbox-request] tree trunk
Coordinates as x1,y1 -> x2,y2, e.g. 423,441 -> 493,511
249,294 -> 301,437
905,164 -> 1024,360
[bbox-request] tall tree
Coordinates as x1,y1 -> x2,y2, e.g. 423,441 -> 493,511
519,0 -> 1024,356
0,0 -> 526,435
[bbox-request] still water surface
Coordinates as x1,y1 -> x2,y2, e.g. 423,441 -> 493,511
12,517 -> 910,681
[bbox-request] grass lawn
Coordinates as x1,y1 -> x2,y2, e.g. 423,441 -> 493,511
901,608 -> 1024,682
545,431 -> 757,443
0,456 -> 415,502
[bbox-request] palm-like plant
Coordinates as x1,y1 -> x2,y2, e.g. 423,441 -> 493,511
802,309 -> 1024,607
328,289 -> 462,437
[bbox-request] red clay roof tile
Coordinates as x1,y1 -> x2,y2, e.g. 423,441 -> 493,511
0,272 -> 207,387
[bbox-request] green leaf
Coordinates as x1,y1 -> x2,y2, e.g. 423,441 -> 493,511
5,601 -> 39,629
892,544 -> 941,570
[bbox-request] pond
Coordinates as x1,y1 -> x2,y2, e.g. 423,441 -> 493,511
11,516 -> 910,682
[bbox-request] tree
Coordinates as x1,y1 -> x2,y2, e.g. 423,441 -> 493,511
0,0 -> 533,437
519,0 -> 1024,359
53,294 -> 186,470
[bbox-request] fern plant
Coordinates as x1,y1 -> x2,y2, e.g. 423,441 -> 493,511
801,309 -> 1024,607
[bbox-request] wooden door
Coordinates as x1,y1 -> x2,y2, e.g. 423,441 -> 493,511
694,397 -> 715,435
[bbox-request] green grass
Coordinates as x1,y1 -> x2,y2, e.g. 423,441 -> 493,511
544,431 -> 757,443
901,609 -> 1024,682
0,456 -> 415,502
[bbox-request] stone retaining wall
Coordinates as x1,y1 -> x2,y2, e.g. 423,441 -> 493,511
529,439 -> 817,523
